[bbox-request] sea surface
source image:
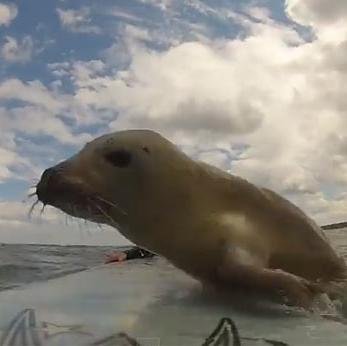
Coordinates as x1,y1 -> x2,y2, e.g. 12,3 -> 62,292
0,227 -> 347,292
0,243 -> 128,291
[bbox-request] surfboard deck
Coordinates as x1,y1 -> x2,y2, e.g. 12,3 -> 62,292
0,257 -> 346,346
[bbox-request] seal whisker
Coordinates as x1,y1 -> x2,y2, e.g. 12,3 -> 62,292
65,206 -> 75,223
95,196 -> 127,216
92,201 -> 120,228
61,209 -> 73,227
82,206 -> 94,235
22,192 -> 36,204
85,220 -> 92,236
65,204 -> 78,226
87,205 -> 94,219
69,202 -> 98,230
28,199 -> 40,219
72,205 -> 80,220
72,205 -> 85,234
40,204 -> 46,216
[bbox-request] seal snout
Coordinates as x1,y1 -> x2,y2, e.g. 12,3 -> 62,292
36,167 -> 61,205
36,161 -> 98,219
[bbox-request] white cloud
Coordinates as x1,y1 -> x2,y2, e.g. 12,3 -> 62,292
0,106 -> 91,146
0,133 -> 31,182
186,0 -> 227,18
0,78 -> 94,183
286,0 -> 347,42
66,60 -> 106,87
286,0 -> 347,26
0,79 -> 63,112
138,0 -> 173,11
56,7 -> 101,34
0,78 -> 96,140
244,6 -> 272,22
102,23 -> 173,67
0,147 -> 22,181
288,192 -> 347,226
1,36 -> 34,63
110,8 -> 143,22
61,3 -> 347,225
0,2 -> 17,26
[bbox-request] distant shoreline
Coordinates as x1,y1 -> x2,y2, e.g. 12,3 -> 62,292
321,222 -> 347,230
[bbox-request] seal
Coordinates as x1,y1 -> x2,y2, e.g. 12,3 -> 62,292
35,129 -> 347,308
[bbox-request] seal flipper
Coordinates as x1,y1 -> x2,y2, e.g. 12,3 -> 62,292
217,245 -> 321,309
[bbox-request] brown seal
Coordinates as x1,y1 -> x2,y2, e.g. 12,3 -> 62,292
35,130 -> 347,308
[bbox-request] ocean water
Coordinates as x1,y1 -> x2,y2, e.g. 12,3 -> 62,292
0,227 -> 347,292
0,243 -> 128,291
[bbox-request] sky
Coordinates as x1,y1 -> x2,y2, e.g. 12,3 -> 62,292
0,0 -> 347,245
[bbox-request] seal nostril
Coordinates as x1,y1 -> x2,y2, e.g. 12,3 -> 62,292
42,167 -> 55,180
36,167 -> 57,204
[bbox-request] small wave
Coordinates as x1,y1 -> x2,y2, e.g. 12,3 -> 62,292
0,264 -> 42,272
0,244 -> 124,291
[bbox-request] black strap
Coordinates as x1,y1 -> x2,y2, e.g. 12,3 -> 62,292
125,247 -> 155,260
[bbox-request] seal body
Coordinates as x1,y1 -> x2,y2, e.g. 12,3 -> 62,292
36,130 -> 347,307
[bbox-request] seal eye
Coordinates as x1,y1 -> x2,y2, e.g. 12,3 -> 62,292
142,146 -> 150,154
105,150 -> 132,168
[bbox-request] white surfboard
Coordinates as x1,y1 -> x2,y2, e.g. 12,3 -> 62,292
0,257 -> 346,346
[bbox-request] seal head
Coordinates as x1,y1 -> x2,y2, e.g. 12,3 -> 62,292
36,130 -> 194,239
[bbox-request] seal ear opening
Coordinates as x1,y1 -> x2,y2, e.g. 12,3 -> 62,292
105,150 -> 132,168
